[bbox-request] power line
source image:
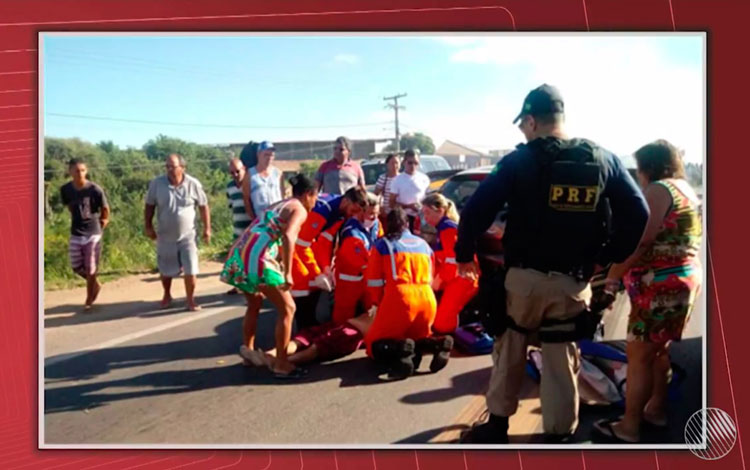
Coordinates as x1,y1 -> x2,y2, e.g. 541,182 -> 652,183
45,49 -> 336,90
47,112 -> 391,130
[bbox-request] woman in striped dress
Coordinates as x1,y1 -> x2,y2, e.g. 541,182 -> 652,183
594,140 -> 702,442
374,153 -> 401,223
221,174 -> 318,378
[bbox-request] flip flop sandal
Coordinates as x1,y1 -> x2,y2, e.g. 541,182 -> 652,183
239,346 -> 266,367
593,418 -> 639,444
273,367 -> 309,380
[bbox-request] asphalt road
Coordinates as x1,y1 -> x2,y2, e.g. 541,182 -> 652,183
44,269 -> 493,445
43,263 -> 704,446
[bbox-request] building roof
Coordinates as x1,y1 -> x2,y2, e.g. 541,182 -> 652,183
436,140 -> 486,157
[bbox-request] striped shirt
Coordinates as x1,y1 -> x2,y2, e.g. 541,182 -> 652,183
375,172 -> 397,214
226,180 -> 252,239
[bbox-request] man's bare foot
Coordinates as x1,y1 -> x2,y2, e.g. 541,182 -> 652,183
160,296 -> 173,309
186,300 -> 202,312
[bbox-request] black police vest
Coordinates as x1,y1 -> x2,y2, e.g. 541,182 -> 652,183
503,137 -> 610,280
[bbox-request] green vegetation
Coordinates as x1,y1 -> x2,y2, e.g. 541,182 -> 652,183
44,135 -> 236,290
383,132 -> 436,155
298,160 -> 321,180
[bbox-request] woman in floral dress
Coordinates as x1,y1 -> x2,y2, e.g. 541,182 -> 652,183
221,174 -> 318,378
594,140 -> 702,442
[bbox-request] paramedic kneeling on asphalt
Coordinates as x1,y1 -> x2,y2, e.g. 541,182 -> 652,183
455,84 -> 649,443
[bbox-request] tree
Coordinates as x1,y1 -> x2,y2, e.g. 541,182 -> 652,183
299,160 -> 320,180
44,135 -> 237,288
383,132 -> 436,155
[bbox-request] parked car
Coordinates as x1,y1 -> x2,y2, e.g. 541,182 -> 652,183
361,154 -> 454,191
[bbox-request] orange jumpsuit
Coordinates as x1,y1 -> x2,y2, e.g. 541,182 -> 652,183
291,194 -> 344,298
364,230 -> 437,356
332,218 -> 380,324
431,217 -> 479,334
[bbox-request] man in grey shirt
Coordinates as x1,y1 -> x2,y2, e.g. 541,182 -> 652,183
145,153 -> 211,311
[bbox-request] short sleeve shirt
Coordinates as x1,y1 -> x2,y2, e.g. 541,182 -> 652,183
60,181 -> 108,236
315,159 -> 365,195
391,171 -> 430,216
146,174 -> 208,243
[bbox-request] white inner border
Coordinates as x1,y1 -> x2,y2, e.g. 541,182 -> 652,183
38,31 -> 708,451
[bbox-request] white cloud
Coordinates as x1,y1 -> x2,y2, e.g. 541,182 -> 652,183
333,53 -> 360,65
423,36 -> 704,163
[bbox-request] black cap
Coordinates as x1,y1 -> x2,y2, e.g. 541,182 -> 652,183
513,84 -> 565,124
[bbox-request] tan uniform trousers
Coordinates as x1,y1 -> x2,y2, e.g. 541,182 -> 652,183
486,267 -> 592,435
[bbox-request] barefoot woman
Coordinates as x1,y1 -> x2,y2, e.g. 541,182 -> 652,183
221,174 -> 318,378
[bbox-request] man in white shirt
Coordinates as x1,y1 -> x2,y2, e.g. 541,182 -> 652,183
389,149 -> 430,233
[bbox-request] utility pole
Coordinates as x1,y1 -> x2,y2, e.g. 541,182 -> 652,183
384,93 -> 407,153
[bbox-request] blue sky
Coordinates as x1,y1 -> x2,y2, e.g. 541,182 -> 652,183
42,34 -> 704,162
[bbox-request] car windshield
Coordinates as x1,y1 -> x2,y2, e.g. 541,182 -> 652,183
421,157 -> 451,173
363,163 -> 386,186
441,176 -> 483,212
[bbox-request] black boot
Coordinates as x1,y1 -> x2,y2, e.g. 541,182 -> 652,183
415,335 -> 454,373
461,414 -> 509,444
371,338 -> 416,380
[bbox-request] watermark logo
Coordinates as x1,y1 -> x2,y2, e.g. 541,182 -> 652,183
685,407 -> 737,460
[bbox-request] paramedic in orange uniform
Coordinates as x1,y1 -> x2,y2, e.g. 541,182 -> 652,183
292,187 -> 368,329
422,193 -> 479,334
332,193 -> 381,325
364,208 -> 452,380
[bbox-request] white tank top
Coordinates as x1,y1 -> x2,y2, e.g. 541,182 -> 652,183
249,166 -> 282,215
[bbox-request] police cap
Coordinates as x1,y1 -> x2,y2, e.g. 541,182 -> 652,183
513,84 -> 565,124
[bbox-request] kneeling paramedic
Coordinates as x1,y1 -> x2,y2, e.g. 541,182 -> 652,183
455,84 -> 649,443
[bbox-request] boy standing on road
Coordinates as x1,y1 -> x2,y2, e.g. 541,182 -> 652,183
60,158 -> 110,310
